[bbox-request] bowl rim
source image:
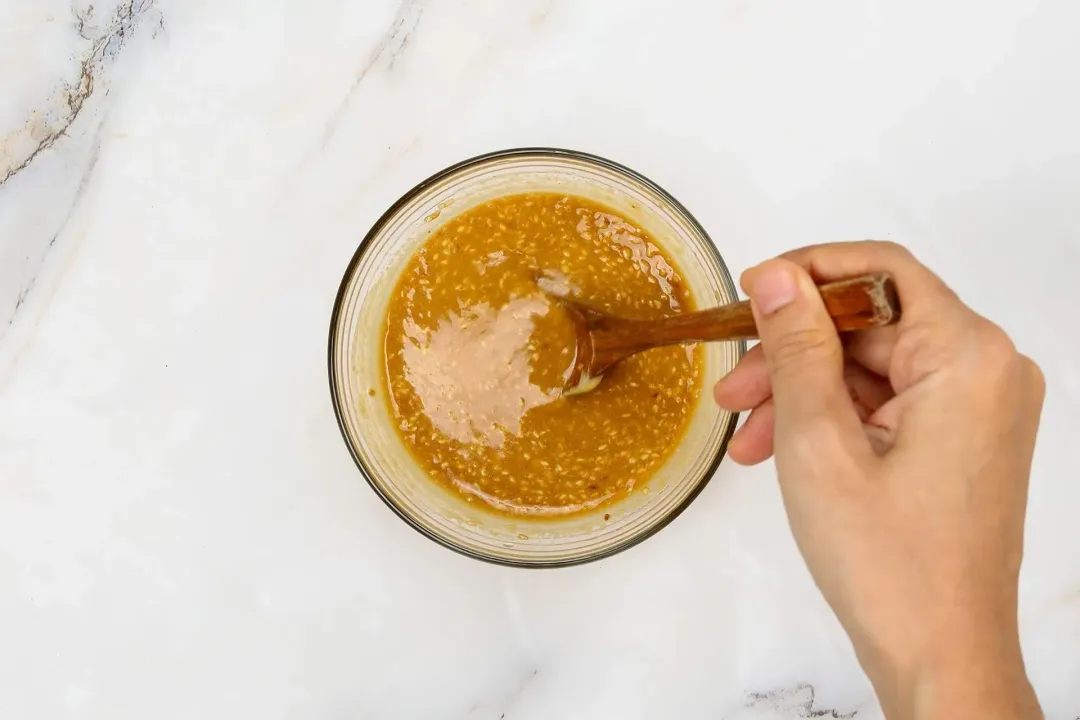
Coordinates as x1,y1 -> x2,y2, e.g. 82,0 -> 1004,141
327,146 -> 744,568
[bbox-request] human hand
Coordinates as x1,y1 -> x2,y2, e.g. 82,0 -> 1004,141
713,242 -> 1045,719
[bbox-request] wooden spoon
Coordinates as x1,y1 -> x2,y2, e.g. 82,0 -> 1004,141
550,272 -> 901,395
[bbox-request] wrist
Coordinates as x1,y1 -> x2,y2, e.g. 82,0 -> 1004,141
856,609 -> 1041,719
910,648 -> 1040,720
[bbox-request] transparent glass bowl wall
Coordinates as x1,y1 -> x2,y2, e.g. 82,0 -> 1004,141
328,149 -> 744,567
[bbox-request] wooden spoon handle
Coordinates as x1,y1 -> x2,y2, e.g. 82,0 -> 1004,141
619,272 -> 900,345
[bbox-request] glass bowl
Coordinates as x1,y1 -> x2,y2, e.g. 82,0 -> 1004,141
328,148 -> 744,567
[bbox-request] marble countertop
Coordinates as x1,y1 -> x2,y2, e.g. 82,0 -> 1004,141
2,1 -> 1079,718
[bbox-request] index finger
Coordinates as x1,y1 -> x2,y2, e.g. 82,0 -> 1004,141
780,240 -> 963,322
778,241 -> 980,389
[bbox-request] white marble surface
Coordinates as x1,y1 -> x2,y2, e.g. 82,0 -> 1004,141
2,0 -> 1079,717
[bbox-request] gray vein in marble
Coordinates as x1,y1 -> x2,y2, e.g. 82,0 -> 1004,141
50,123 -> 102,247
493,667 -> 539,720
1,0 -> 161,340
7,126 -> 101,330
0,0 -> 157,186
318,0 -> 427,149
735,685 -> 859,719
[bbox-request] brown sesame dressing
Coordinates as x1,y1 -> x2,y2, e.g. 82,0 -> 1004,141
382,192 -> 701,517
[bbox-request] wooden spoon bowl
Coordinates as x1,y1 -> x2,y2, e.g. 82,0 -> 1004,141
550,272 -> 901,395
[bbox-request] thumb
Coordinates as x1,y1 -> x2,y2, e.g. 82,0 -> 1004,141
744,259 -> 866,449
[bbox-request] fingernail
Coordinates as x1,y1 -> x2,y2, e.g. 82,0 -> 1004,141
749,265 -> 799,315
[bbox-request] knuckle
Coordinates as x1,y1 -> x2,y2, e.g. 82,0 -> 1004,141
1020,354 -> 1046,396
977,321 -> 1018,364
871,239 -> 908,255
970,323 -> 1041,399
865,239 -> 916,262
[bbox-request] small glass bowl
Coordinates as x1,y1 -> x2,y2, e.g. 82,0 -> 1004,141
328,148 -> 744,567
